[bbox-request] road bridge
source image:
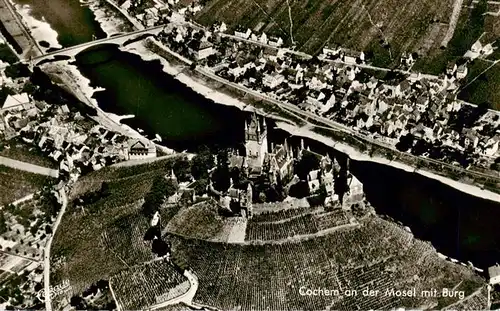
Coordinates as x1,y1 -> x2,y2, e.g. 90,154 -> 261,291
24,24 -> 167,66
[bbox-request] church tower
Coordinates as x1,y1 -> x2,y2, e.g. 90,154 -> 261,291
245,112 -> 268,167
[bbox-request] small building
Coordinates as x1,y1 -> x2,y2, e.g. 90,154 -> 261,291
456,64 -> 468,80
322,45 -> 340,58
127,139 -> 157,160
234,26 -> 252,39
263,72 -> 285,89
188,40 -> 215,60
489,264 -> 500,285
341,49 -> 364,65
342,173 -> 364,209
268,36 -> 283,47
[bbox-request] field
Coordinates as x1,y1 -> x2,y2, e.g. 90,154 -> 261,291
195,0 -> 452,66
458,59 -> 500,109
169,215 -> 485,310
0,165 -> 53,205
413,0 -> 488,75
111,259 -> 189,310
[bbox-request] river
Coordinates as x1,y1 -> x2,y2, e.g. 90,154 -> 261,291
15,0 -> 500,270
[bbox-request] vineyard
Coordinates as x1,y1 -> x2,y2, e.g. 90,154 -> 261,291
111,260 -> 189,310
70,156 -> 178,198
0,165 -> 53,205
166,201 -> 236,241
195,0 -> 452,66
245,209 -> 352,241
169,216 -> 485,310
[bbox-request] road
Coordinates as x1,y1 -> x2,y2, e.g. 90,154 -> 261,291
0,0 -> 43,57
0,156 -> 59,178
44,188 -> 67,311
149,270 -> 199,310
104,0 -> 144,30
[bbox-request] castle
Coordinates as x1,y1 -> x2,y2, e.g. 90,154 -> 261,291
229,112 -> 295,185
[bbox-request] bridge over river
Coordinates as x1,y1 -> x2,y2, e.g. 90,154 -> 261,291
23,24 -> 167,66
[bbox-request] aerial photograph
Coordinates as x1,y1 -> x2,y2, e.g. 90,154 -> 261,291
1,0 -> 500,309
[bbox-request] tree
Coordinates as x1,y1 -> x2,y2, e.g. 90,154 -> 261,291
173,157 -> 191,182
70,296 -> 86,309
165,178 -> 178,201
0,212 -> 7,235
194,178 -> 208,195
191,146 -> 214,180
4,63 -> 30,78
295,152 -> 320,180
152,239 -> 169,256
288,181 -> 310,198
144,226 -> 161,241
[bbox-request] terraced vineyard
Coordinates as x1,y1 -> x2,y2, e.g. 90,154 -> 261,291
169,216 -> 485,310
111,260 -> 189,310
245,209 -> 351,241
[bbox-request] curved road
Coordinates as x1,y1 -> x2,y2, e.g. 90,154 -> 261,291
149,270 -> 199,310
44,188 -> 68,311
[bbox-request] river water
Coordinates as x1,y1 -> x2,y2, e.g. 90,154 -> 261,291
16,0 -> 500,270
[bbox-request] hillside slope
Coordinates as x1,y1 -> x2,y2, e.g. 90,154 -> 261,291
195,0 -> 453,66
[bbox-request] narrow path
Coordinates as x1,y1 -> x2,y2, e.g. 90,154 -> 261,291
0,156 -> 59,178
285,0 -> 295,45
441,0 -> 464,47
44,188 -> 67,311
111,153 -> 194,167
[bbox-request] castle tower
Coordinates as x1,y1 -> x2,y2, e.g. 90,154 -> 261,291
245,112 -> 268,167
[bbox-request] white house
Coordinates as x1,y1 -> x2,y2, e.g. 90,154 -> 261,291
189,40 -> 215,60
456,64 -> 468,80
234,28 -> 252,39
268,36 -> 283,47
127,139 -> 157,160
489,264 -> 500,285
259,33 -> 268,45
263,72 -> 285,89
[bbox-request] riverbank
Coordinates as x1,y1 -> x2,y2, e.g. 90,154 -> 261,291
276,122 -> 500,203
12,1 -> 60,50
41,60 -> 175,155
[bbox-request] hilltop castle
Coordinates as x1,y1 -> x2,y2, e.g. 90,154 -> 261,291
230,112 -> 295,184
